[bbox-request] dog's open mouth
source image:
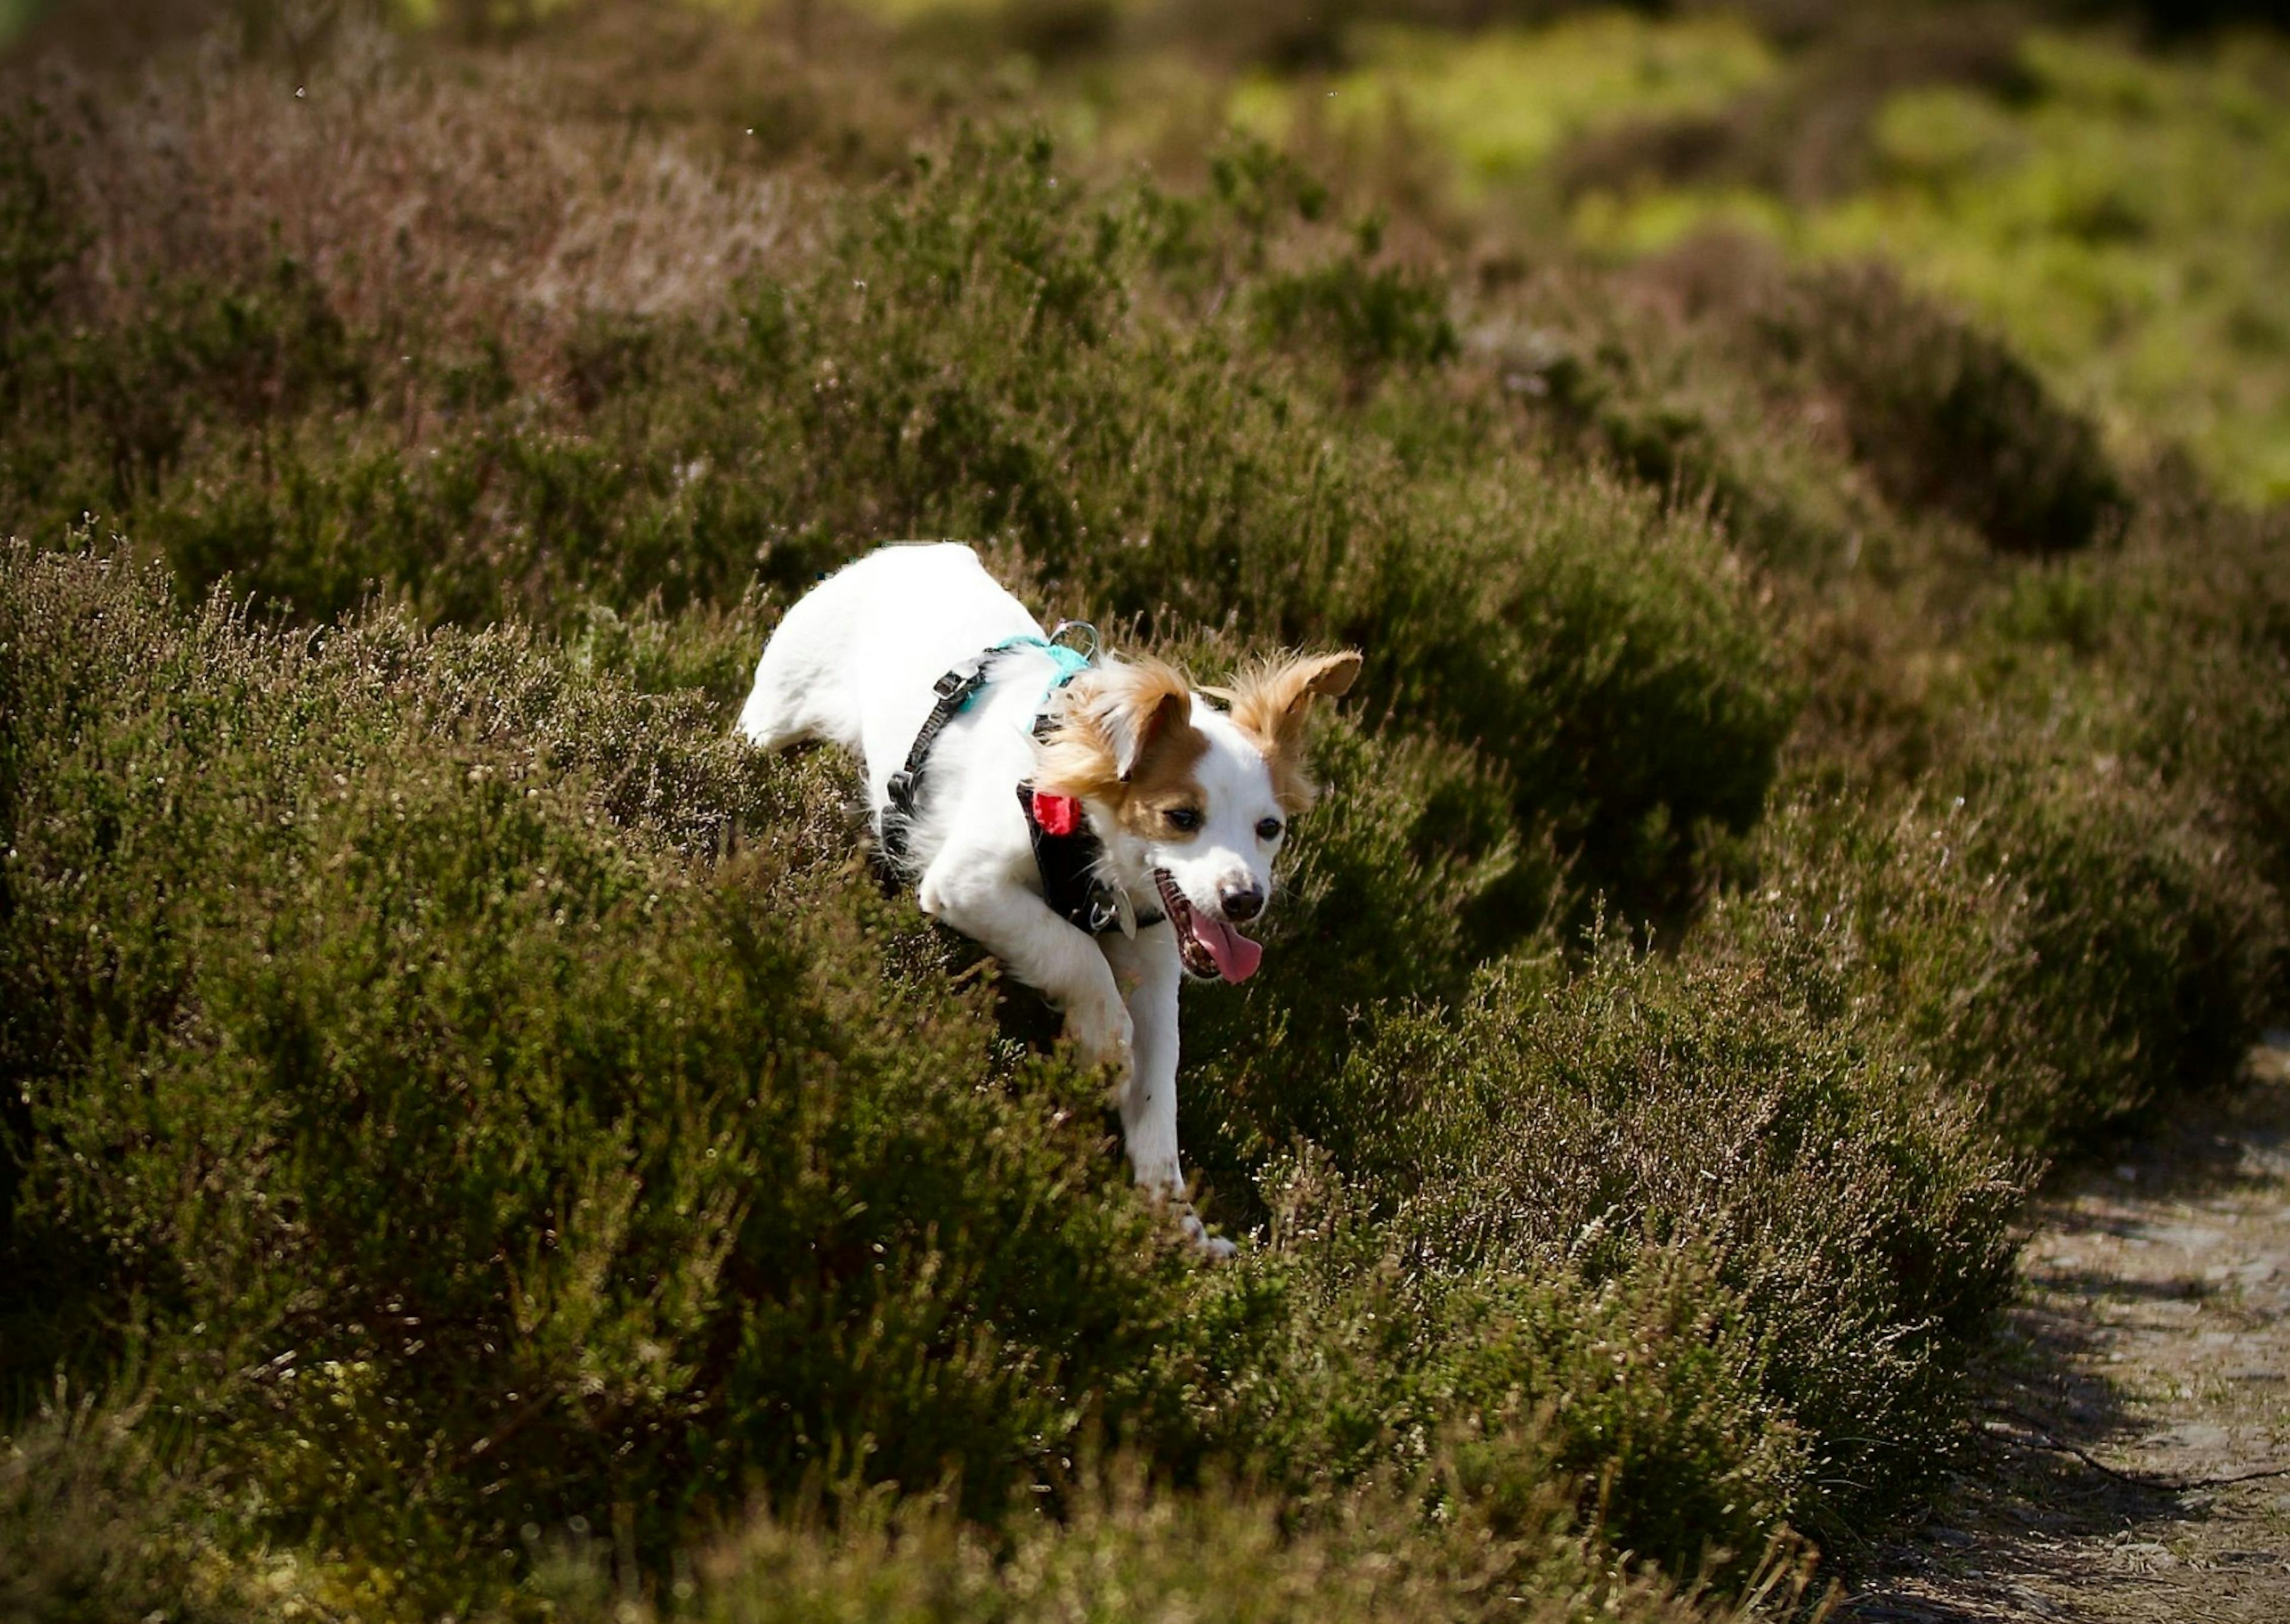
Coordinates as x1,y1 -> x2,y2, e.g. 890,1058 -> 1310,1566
1153,870 -> 1263,984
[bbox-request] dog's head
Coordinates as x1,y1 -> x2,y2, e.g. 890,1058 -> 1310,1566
1035,650 -> 1361,981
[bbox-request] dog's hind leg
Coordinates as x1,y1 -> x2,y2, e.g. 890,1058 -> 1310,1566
737,590 -> 862,752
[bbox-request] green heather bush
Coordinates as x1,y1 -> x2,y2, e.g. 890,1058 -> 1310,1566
1777,264 -> 2128,557
0,546 -> 1216,1573
1898,498 -> 2290,1014
1581,253 -> 2127,565
0,1391 -> 1759,1624
0,540 -> 1992,1614
1464,288 -> 1858,580
0,115 -> 1792,921
540,1463 -> 1781,1624
0,1392 -> 307,1624
1710,770 -> 2280,1152
1539,240 -> 2130,574
1993,503 -> 2290,983
2150,640 -> 2290,966
0,116 -> 75,393
1230,1202 -> 1811,1575
1309,945 -> 2017,1544
1255,234 -> 1461,386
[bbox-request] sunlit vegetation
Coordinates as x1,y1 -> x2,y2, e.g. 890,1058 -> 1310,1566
1229,13 -> 1778,203
1568,26 -> 2290,503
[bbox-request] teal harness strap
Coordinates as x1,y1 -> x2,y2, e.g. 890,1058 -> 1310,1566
988,630 -> 1095,718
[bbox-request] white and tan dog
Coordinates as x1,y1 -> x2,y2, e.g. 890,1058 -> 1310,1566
738,543 -> 1358,1253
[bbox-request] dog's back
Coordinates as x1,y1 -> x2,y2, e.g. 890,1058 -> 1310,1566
738,542 -> 1044,798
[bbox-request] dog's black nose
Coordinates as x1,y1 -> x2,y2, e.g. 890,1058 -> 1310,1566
1219,883 -> 1265,922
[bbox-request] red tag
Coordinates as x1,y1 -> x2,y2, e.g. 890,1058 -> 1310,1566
1032,790 -> 1083,836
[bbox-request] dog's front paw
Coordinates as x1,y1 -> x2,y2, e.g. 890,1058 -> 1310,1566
1179,1206 -> 1239,1261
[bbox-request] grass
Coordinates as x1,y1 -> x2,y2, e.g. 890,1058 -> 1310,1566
1,5 -> 2287,1620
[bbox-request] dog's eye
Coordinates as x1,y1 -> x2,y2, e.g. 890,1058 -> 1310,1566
1257,818 -> 1284,842
1166,807 -> 1202,833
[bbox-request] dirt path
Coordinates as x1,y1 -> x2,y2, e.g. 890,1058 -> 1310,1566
1842,1036 -> 2290,1623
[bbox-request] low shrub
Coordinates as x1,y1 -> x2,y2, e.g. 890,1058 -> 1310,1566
1590,244 -> 2131,566
1770,263 -> 2128,557
1709,767 -> 2281,1153
2149,641 -> 2290,984
0,111 -> 77,392
540,1460 -> 1773,1624
2057,502 -> 2290,993
1255,232 -> 1460,387
1305,943 -> 2018,1547
1226,1208 -> 1816,1578
0,542 -> 2015,1611
0,110 -> 1796,922
1,1389 -> 335,1624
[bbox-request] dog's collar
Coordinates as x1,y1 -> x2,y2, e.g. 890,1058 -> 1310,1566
1018,783 -> 1164,938
1011,627 -> 1096,709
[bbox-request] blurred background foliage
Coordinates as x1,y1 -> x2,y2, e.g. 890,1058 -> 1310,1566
10,0 -> 2271,494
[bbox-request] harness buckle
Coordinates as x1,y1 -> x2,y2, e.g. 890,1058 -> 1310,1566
886,769 -> 917,810
932,668 -> 970,699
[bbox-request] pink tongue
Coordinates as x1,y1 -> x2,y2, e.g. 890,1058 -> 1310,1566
1190,913 -> 1263,983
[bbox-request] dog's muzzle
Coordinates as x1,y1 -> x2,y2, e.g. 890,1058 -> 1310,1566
1153,869 -> 1264,983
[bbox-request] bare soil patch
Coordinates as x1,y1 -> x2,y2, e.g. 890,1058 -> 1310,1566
1843,1038 -> 2290,1623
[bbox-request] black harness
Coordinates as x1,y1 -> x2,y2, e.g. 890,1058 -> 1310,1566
880,638 -> 1162,937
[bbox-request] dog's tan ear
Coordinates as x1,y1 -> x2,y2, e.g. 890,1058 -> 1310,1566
1038,656 -> 1200,798
1226,650 -> 1363,814
1100,676 -> 1192,783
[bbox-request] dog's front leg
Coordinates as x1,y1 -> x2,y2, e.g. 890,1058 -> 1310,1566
919,859 -> 1132,1077
1098,923 -> 1182,1189
1101,924 -> 1233,1258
